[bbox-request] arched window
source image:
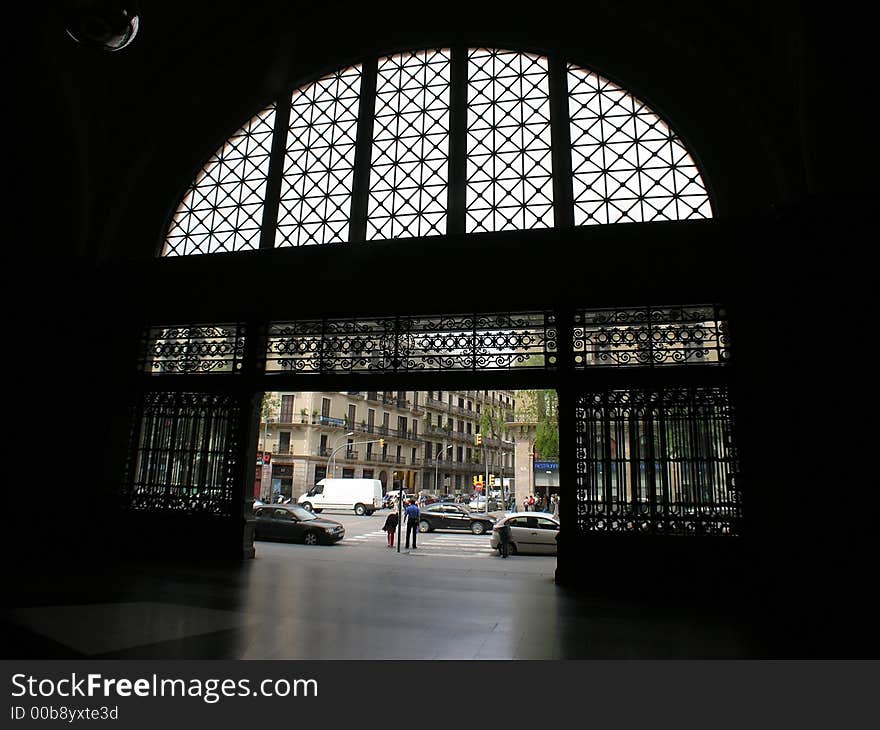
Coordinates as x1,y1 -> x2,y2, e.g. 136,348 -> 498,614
161,48 -> 711,256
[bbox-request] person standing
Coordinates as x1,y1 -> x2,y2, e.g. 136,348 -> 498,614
528,494 -> 535,511
497,520 -> 512,558
404,499 -> 421,550
382,510 -> 399,548
552,494 -> 560,520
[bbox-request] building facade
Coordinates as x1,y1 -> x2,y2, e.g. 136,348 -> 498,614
257,390 -> 516,500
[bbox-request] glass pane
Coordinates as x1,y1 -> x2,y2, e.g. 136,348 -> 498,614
568,64 -> 712,225
163,105 -> 276,256
368,49 -> 451,240
276,65 -> 362,246
466,49 -> 554,233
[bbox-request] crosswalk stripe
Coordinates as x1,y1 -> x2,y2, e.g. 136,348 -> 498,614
342,529 -> 494,555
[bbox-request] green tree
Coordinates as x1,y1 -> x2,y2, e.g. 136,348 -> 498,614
261,392 -> 280,422
514,390 -> 559,460
478,405 -> 506,442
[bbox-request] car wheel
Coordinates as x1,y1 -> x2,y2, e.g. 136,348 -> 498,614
303,532 -> 319,546
418,520 -> 430,533
354,503 -> 366,516
509,542 -> 518,555
470,521 -> 486,535
301,502 -> 312,512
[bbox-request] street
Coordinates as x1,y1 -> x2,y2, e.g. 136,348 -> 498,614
255,508 -> 557,574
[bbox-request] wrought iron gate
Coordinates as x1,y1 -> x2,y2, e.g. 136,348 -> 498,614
574,386 -> 739,536
123,391 -> 244,516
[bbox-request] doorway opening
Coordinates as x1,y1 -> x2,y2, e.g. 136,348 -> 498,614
251,388 -> 560,560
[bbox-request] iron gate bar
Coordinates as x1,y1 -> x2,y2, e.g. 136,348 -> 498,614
446,45 -> 468,235
258,92 -> 292,250
549,54 -> 575,228
349,57 -> 378,243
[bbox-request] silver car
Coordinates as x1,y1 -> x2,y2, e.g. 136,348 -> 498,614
489,513 -> 559,555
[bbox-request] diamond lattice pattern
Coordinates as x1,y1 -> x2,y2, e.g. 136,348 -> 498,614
466,49 -> 554,233
276,65 -> 362,246
568,64 -> 712,224
367,50 -> 451,240
163,105 -> 276,256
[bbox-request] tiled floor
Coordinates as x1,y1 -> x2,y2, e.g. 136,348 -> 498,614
3,540 -> 753,659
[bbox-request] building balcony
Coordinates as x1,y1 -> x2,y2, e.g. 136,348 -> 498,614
451,430 -> 477,444
271,414 -> 309,426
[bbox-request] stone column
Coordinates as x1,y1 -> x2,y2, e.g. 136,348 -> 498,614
508,421 -> 537,510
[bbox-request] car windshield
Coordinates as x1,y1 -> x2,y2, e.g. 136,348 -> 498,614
289,505 -> 318,521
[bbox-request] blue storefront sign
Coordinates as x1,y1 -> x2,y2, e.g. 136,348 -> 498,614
534,461 -> 559,470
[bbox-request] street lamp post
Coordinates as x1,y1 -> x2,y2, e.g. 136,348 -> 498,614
261,416 -> 271,501
326,431 -> 356,476
434,444 -> 453,494
498,438 -> 514,511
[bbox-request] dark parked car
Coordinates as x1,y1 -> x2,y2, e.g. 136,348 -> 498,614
417,503 -> 496,535
254,504 -> 345,545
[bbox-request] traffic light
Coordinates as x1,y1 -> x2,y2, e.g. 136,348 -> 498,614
472,475 -> 478,487
379,438 -> 385,448
475,433 -> 483,447
489,474 -> 495,486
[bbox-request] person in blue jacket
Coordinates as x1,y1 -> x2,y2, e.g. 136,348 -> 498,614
404,499 -> 421,550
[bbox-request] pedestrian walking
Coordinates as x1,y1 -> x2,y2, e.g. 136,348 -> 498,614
404,499 -> 421,549
382,510 -> 399,548
497,520 -> 512,558
528,494 -> 535,511
552,494 -> 560,520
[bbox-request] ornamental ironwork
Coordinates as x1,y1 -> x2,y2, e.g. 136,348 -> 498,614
572,304 -> 729,368
161,48 -> 713,256
567,64 -> 711,224
465,49 -> 554,232
367,49 -> 451,239
163,105 -> 276,256
124,391 -> 242,515
574,386 -> 740,536
276,65 -> 363,246
265,311 -> 557,373
140,324 -> 246,374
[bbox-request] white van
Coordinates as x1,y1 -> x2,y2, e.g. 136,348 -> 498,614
298,478 -> 384,516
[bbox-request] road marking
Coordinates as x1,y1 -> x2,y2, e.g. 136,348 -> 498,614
340,527 -> 496,557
